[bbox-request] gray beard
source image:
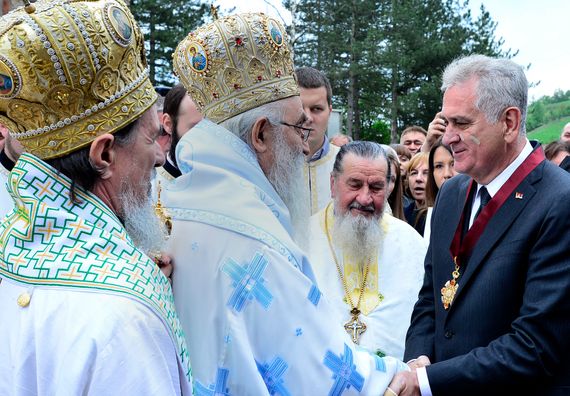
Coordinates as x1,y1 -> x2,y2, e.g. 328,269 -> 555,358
118,173 -> 167,256
331,197 -> 383,265
267,131 -> 311,251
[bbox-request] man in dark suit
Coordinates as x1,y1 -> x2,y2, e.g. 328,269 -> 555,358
388,55 -> 570,395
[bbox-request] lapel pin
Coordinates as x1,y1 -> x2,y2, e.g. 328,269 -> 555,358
515,192 -> 524,199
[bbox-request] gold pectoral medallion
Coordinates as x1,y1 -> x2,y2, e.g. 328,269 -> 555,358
344,308 -> 366,344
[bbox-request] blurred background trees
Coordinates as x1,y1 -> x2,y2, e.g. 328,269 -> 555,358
128,0 -> 568,143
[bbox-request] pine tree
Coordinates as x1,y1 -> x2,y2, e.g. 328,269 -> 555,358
129,0 -> 209,86
289,0 -> 514,143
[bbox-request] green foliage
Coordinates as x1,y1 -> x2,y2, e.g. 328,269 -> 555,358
288,0 -> 514,142
129,0 -> 209,86
360,120 -> 391,144
526,90 -> 570,131
528,116 -> 570,144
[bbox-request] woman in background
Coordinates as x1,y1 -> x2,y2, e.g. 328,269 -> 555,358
404,152 -> 429,235
422,139 -> 457,241
544,140 -> 570,166
382,145 -> 405,221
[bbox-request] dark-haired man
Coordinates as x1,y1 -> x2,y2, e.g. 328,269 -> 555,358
297,66 -> 340,214
152,83 -> 202,210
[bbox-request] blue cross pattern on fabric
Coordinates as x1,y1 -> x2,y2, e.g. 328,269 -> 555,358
373,354 -> 386,372
307,284 -> 322,306
222,252 -> 273,313
195,368 -> 230,396
324,343 -> 365,396
256,356 -> 292,396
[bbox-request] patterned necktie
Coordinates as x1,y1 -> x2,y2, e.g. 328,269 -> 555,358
474,186 -> 491,220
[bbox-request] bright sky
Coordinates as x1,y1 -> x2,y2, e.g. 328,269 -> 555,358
469,0 -> 569,102
215,0 -> 569,102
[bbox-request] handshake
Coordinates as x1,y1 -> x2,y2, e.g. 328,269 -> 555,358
383,355 -> 431,396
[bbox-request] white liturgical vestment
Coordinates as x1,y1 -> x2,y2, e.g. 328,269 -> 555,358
165,119 -> 408,395
0,154 -> 192,395
309,204 -> 427,359
305,141 -> 340,215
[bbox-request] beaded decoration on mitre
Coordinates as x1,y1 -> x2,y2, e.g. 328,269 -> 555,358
173,12 -> 299,124
0,0 -> 156,159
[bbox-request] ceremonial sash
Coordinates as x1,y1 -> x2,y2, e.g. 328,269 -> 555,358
450,146 -> 545,268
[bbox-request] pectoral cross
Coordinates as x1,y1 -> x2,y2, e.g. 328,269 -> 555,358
344,308 -> 367,344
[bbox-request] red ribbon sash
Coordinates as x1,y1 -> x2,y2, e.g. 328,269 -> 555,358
449,146 -> 545,265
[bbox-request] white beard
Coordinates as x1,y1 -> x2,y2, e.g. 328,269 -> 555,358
331,197 -> 383,266
119,172 -> 168,256
267,131 -> 311,251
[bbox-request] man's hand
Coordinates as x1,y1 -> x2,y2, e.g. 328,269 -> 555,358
153,253 -> 173,279
422,112 -> 446,152
385,371 -> 420,396
407,355 -> 431,370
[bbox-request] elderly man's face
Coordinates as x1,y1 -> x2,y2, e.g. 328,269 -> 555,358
442,77 -> 512,185
272,96 -> 310,157
114,107 -> 163,205
331,153 -> 388,219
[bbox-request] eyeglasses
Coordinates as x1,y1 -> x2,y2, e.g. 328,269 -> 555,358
279,121 -> 313,142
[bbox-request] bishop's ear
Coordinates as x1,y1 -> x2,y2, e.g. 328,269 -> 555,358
250,117 -> 273,154
88,134 -> 116,179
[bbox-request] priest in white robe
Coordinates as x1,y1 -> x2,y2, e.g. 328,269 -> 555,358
308,141 -> 427,360
166,13 -> 409,395
297,67 -> 341,215
0,1 -> 192,394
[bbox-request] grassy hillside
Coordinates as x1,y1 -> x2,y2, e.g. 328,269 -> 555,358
528,116 -> 570,144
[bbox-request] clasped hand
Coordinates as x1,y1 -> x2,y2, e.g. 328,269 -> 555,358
383,355 -> 430,396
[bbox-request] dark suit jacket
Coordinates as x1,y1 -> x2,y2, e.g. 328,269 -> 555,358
560,155 -> 570,173
405,157 -> 570,396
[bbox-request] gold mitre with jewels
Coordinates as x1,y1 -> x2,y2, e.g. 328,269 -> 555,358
0,0 -> 156,159
173,12 -> 298,124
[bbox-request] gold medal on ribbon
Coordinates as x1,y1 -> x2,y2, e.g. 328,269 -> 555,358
441,257 -> 460,310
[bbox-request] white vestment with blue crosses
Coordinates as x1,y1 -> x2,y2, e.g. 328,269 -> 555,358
165,119 -> 408,395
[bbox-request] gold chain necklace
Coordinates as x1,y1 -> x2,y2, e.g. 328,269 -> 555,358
324,204 -> 370,344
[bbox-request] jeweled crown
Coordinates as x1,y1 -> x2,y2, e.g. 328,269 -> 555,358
173,13 -> 299,124
0,0 -> 156,159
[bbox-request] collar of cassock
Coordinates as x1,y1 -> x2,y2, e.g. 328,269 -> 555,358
0,149 -> 15,172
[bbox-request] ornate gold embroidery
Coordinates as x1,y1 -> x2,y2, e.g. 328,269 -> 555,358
0,0 -> 156,159
173,13 -> 298,124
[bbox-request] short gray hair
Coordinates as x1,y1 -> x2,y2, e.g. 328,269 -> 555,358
442,54 -> 528,134
220,101 -> 284,146
332,141 -> 390,182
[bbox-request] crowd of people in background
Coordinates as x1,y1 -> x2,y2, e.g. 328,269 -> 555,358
1,1 -> 570,395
